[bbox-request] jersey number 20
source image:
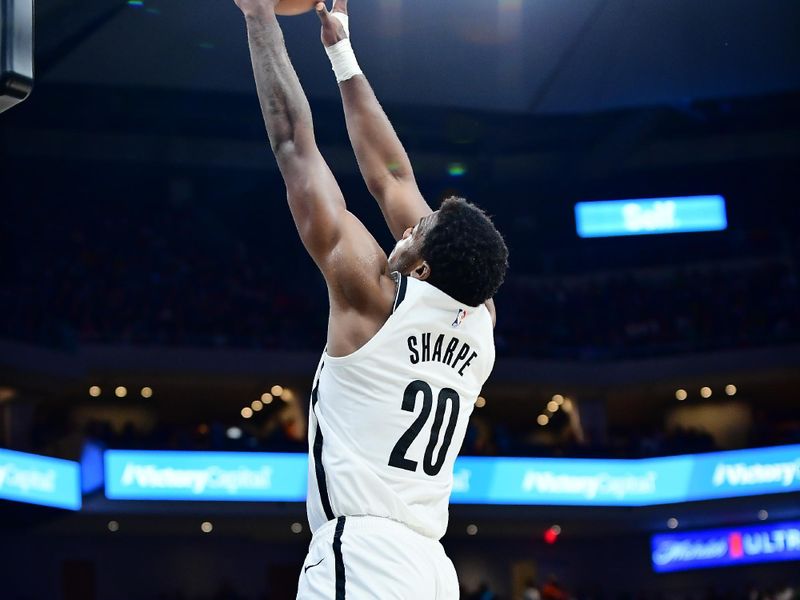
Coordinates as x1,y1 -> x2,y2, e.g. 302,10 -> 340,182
389,380 -> 460,476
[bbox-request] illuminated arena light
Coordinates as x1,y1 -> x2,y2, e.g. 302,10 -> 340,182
544,526 -> 559,544
447,162 -> 467,177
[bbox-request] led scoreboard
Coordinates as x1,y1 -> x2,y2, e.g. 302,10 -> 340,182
575,195 -> 728,238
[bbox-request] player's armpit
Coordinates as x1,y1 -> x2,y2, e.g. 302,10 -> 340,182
319,211 -> 395,313
319,211 -> 398,357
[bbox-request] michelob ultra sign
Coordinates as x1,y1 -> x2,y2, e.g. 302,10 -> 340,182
652,521 -> 800,572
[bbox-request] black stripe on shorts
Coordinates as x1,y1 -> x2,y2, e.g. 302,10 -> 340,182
333,516 -> 346,599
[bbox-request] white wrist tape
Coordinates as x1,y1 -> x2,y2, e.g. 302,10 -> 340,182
330,5 -> 350,37
325,38 -> 363,83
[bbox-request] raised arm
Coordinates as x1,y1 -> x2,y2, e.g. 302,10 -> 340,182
234,0 -> 397,350
317,1 -> 496,325
317,0 -> 431,241
238,0 -> 344,261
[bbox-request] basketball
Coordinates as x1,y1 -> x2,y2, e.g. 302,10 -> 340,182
275,0 -> 318,16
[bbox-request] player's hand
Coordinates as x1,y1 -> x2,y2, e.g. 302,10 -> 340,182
316,0 -> 349,47
234,0 -> 279,17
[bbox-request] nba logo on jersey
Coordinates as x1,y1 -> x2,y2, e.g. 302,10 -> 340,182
452,308 -> 468,328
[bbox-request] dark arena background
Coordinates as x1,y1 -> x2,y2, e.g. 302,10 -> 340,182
2,0 -> 800,598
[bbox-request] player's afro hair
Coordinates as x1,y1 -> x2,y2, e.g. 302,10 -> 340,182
421,197 -> 509,307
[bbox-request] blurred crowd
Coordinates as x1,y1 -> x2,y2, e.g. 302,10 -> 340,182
2,190 -> 799,361
496,260 -> 800,360
463,419 -> 720,459
38,407 -> 799,463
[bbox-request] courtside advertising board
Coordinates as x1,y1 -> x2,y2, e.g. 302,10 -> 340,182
103,444 -> 800,505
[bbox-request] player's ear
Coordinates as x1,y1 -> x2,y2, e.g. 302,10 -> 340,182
413,261 -> 431,281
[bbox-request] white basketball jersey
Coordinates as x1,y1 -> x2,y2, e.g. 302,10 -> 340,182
306,273 -> 495,540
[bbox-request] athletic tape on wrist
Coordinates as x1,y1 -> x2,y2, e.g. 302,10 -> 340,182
325,38 -> 362,83
330,3 -> 350,37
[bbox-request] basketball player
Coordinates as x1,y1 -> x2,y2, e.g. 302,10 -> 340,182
232,0 -> 508,596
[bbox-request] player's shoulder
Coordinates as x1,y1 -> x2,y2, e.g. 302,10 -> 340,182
484,298 -> 497,328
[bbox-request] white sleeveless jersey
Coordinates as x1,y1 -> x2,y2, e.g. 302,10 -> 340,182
306,274 -> 495,540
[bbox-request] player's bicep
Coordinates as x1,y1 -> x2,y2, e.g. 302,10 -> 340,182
374,177 -> 433,241
279,149 -> 390,309
280,148 -> 347,264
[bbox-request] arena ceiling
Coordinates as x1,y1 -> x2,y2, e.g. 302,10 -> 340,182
35,0 -> 800,115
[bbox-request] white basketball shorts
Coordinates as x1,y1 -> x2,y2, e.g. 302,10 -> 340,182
296,515 -> 459,599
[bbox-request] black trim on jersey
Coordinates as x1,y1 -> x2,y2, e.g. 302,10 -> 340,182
333,516 -> 347,599
311,364 -> 335,522
393,273 -> 408,313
